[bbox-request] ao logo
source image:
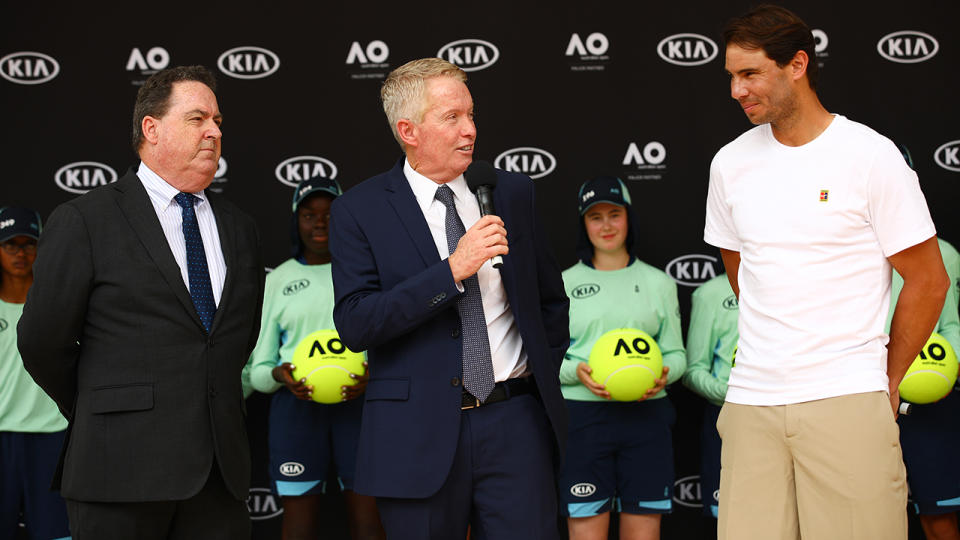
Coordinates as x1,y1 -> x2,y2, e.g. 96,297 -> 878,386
125,47 -> 170,71
247,487 -> 284,520
571,283 -> 600,299
215,157 -> 228,178
934,140 -> 960,172
494,147 -> 556,179
566,33 -> 609,56
657,34 -> 718,66
54,162 -> 118,195
0,52 -> 60,85
275,156 -> 338,187
877,31 -> 939,63
673,475 -> 703,508
346,40 -> 389,64
811,29 -> 828,54
570,483 -> 596,497
279,461 -> 305,477
623,142 -> 666,166
217,46 -> 280,79
666,254 -> 718,287
437,39 -> 499,72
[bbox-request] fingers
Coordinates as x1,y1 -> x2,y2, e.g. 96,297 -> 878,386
576,361 -> 611,399
449,215 -> 509,282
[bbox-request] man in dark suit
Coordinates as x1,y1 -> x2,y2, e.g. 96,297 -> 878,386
17,65 -> 265,539
329,57 -> 570,539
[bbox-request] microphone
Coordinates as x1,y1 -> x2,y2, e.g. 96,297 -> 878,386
464,160 -> 502,269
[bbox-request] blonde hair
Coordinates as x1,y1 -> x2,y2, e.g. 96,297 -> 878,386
381,58 -> 467,149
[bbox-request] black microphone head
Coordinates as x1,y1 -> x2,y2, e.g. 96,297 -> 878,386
465,160 -> 497,192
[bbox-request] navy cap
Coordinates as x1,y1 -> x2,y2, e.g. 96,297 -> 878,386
0,206 -> 42,243
292,177 -> 343,212
577,176 -> 632,215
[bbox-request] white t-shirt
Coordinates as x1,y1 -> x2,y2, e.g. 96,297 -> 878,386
704,115 -> 936,405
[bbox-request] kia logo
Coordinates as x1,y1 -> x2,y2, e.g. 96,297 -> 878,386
673,475 -> 703,508
571,283 -> 600,299
0,51 -> 60,85
283,279 -> 310,296
215,157 -> 228,178
722,295 -> 739,310
877,31 -> 939,63
279,461 -> 305,477
934,140 -> 960,172
437,39 -> 500,72
570,483 -> 597,497
247,487 -> 284,520
494,147 -> 557,179
666,254 -> 719,287
275,156 -> 338,187
54,161 -> 118,195
657,33 -> 718,66
217,46 -> 280,79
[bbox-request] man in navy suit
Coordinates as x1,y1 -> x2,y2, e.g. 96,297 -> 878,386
329,58 -> 570,539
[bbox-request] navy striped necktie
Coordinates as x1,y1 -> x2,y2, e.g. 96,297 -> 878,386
174,192 -> 216,332
435,185 -> 496,402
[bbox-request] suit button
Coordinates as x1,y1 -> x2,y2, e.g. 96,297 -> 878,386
209,387 -> 218,398
451,327 -> 460,338
451,377 -> 461,387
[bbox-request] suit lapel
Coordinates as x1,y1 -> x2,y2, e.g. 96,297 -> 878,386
208,192 -> 235,333
114,171 -> 205,331
385,162 -> 441,267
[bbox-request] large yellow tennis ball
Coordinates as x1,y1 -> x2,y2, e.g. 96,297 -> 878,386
290,330 -> 365,404
899,332 -> 958,404
588,328 -> 663,401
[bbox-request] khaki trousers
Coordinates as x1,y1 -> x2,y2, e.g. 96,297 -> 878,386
717,391 -> 907,540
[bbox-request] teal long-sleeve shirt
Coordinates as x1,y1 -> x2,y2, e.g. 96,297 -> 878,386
559,259 -> 686,401
682,273 -> 739,407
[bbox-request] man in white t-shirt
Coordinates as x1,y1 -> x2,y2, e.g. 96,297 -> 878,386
704,5 -> 950,540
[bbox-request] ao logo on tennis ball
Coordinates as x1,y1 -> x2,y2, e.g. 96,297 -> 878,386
589,328 -> 663,401
291,330 -> 365,404
898,332 -> 958,404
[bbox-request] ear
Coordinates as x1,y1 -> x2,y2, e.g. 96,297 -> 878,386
142,115 -> 161,145
396,118 -> 418,149
789,50 -> 809,83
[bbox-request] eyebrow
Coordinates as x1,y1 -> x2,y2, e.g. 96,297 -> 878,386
184,108 -> 223,121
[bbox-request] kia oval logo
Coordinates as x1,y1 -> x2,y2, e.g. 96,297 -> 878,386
657,33 -> 718,66
279,461 -> 305,477
571,283 -> 600,299
54,161 -> 118,195
673,475 -> 703,508
934,140 -> 960,172
494,147 -> 557,179
722,295 -> 739,310
570,483 -> 597,497
437,39 -> 500,72
217,46 -> 280,79
877,31 -> 939,63
0,51 -> 60,85
666,254 -> 719,287
247,487 -> 284,520
215,157 -> 228,178
274,156 -> 338,187
283,279 -> 310,296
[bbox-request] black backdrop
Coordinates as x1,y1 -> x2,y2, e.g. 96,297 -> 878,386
4,1 -> 957,538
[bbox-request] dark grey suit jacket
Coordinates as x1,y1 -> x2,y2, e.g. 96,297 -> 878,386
18,170 -> 264,502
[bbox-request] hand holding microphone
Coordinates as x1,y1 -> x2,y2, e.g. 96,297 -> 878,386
447,161 -> 508,282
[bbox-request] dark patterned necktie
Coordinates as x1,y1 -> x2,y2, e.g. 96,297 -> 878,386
435,185 -> 496,402
174,192 -> 216,332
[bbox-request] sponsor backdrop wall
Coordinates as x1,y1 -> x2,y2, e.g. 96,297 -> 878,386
3,1 -> 957,538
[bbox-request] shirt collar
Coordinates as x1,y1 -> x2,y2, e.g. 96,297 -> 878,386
403,158 -> 470,213
137,161 -> 209,210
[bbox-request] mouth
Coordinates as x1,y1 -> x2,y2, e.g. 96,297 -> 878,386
741,102 -> 758,114
457,144 -> 473,153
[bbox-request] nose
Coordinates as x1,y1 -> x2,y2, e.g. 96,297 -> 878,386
206,121 -> 222,140
730,78 -> 747,100
462,116 -> 476,139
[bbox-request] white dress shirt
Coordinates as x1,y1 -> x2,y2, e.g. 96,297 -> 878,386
403,159 -> 528,381
137,162 -> 227,306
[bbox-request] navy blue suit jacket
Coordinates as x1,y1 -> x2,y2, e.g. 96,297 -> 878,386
330,159 -> 569,498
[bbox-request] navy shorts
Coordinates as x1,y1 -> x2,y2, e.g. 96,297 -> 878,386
268,390 -> 362,496
699,403 -> 722,518
899,385 -> 960,515
559,398 -> 676,517
0,430 -> 71,540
